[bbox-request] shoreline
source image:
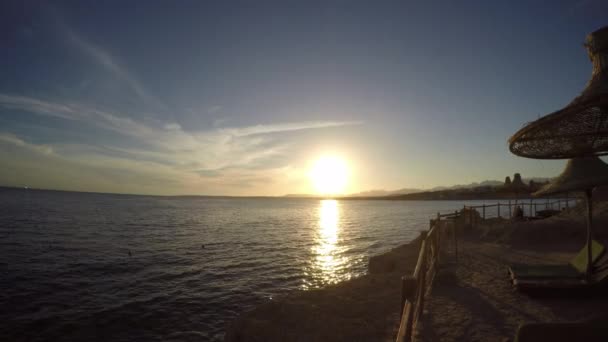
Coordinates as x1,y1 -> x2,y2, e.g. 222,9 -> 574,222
0,185 -> 575,202
225,200 -> 608,341
224,236 -> 424,341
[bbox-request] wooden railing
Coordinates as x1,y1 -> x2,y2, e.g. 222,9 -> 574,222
396,213 -> 457,342
395,198 -> 580,341
459,198 -> 580,231
463,198 -> 578,221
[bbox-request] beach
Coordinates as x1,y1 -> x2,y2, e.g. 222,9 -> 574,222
226,199 -> 608,341
2,4 -> 606,342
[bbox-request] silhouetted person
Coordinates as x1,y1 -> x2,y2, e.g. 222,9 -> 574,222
514,206 -> 524,220
201,244 -> 205,249
128,250 -> 132,257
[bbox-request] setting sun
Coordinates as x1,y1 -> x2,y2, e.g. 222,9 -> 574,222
309,156 -> 349,195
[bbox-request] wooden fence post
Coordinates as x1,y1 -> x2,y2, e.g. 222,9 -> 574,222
417,242 -> 427,322
400,275 -> 417,318
463,205 -> 467,226
435,223 -> 440,266
436,212 -> 441,248
400,275 -> 417,342
482,204 -> 486,220
497,203 -> 501,218
473,206 -> 476,227
452,213 -> 458,260
529,200 -> 533,218
508,199 -> 512,218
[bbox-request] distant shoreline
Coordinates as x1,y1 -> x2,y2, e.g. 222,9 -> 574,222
0,185 -> 573,201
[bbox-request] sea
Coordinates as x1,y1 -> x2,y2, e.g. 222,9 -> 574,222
0,187 -> 556,341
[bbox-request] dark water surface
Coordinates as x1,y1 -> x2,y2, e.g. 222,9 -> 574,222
1,188 -> 485,341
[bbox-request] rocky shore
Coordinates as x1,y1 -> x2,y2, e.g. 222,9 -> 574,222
224,236 -> 423,342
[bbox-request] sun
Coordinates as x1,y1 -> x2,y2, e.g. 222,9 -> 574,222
309,155 -> 349,195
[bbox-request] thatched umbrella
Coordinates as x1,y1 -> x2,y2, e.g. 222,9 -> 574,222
534,157 -> 608,277
509,26 -> 608,159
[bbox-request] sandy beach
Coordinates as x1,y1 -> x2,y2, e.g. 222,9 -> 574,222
416,241 -> 608,341
415,201 -> 608,341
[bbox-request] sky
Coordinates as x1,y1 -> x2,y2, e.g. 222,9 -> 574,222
0,1 -> 607,196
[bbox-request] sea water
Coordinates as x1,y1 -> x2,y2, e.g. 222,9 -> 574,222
0,188 -> 536,341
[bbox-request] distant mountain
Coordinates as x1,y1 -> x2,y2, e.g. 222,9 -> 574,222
347,188 -> 422,197
354,178 -> 552,195
428,180 -> 504,191
350,180 -> 505,197
285,177 -> 553,198
524,177 -> 551,183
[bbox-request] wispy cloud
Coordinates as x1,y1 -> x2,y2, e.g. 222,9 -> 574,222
57,18 -> 165,110
1,10 -> 362,195
220,120 -> 363,137
0,93 -> 156,138
0,132 -> 54,155
0,93 -> 361,194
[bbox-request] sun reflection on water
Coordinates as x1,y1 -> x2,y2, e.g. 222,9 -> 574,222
305,199 -> 349,288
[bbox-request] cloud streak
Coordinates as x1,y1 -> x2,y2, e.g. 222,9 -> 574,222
0,93 -> 361,194
0,12 -> 362,195
57,18 -> 165,110
0,132 -> 54,155
220,120 -> 363,137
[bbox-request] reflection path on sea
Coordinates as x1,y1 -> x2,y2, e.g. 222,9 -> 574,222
303,199 -> 353,289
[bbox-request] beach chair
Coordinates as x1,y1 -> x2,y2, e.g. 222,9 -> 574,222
507,240 -> 605,281
515,319 -> 608,342
512,253 -> 608,295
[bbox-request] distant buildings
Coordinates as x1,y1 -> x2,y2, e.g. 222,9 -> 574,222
502,172 -> 546,192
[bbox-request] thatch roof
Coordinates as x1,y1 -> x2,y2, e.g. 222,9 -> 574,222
534,157 -> 608,196
509,26 -> 608,159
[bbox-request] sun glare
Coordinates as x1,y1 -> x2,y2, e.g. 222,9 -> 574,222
309,155 -> 349,195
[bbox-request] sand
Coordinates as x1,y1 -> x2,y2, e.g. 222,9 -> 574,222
416,201 -> 608,341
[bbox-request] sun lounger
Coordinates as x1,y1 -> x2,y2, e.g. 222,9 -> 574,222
515,319 -> 608,342
508,240 -> 605,281
513,254 -> 608,295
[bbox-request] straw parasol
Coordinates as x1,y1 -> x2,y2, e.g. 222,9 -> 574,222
509,26 -> 608,159
534,156 -> 608,277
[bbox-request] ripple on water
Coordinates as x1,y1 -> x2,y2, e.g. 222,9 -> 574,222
0,189 -> 464,341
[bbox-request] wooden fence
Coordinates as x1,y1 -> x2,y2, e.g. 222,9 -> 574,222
463,198 -> 579,225
395,212 -> 458,342
395,197 -> 580,341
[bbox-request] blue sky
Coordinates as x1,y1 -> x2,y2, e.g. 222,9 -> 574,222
0,1 -> 606,195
